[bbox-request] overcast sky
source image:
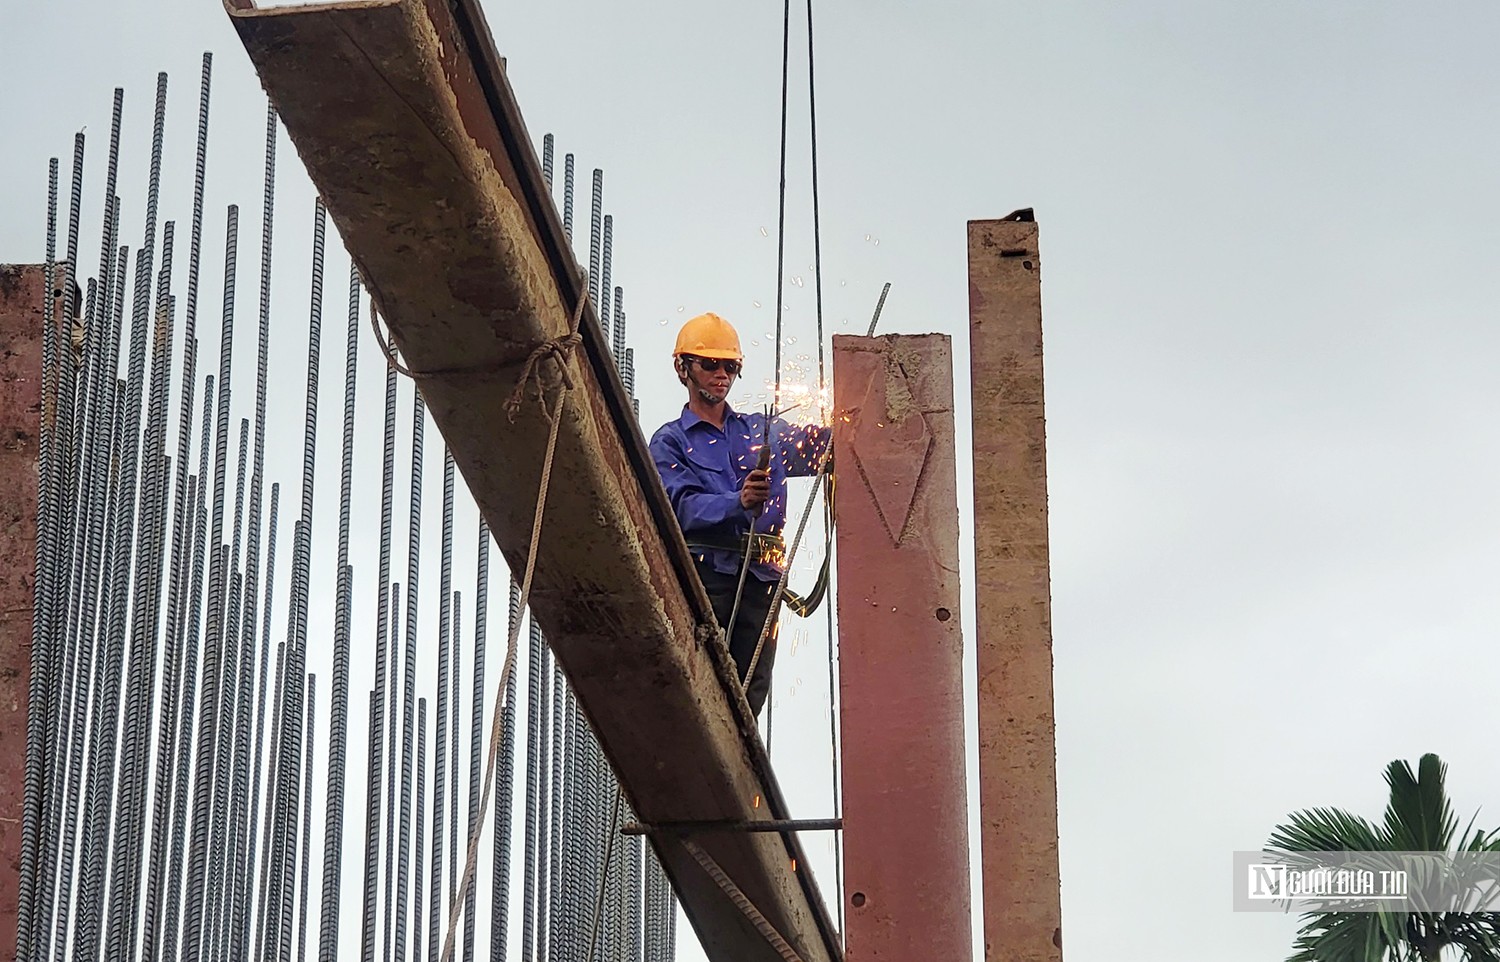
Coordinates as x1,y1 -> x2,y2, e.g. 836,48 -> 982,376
10,1 -> 1500,960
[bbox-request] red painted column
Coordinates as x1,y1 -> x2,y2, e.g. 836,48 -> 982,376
833,333 -> 971,961
968,216 -> 1064,962
0,264 -> 53,962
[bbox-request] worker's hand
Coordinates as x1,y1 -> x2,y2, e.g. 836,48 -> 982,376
740,469 -> 770,511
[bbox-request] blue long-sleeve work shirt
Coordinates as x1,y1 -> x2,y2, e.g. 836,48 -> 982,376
649,404 -> 831,582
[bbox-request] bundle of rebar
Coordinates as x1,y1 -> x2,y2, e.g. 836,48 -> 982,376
21,59 -> 672,962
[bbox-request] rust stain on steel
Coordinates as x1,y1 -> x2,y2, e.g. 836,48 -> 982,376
224,3 -> 839,959
833,333 -> 972,962
0,264 -> 58,961
967,219 -> 1063,962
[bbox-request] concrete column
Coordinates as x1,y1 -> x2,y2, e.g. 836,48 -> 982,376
833,332 -> 971,961
967,215 -> 1064,962
0,264 -> 54,961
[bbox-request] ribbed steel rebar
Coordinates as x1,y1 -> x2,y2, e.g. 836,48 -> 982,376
530,620 -> 550,962
144,53 -> 211,962
21,154 -> 60,962
542,133 -> 553,188
521,614 -> 542,962
89,71 -> 168,962
36,134 -> 86,954
613,288 -> 627,394
115,220 -> 178,962
254,636 -> 287,959
490,581 -> 520,962
394,581 -> 415,962
430,440 -> 454,962
189,207 -> 230,961
450,591 -> 467,962
162,368 -> 220,962
206,418 -> 250,962
363,312 -> 392,961
545,656 -> 565,962
443,453 -> 460,916
235,479 -> 280,962
561,690 -> 580,960
296,675 -> 318,962
400,386 -> 427,962
588,171 -> 602,334
464,525 -> 488,962
563,154 -> 575,240
323,260 -> 375,962
413,699 -> 429,962
277,649 -> 308,962
599,214 -> 613,346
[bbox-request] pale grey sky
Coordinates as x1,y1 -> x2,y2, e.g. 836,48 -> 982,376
10,2 -> 1500,960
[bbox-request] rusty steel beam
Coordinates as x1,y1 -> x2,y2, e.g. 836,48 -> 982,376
221,2 -> 840,959
967,215 -> 1064,962
832,333 -> 972,961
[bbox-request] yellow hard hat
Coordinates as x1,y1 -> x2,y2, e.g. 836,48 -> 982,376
673,312 -> 743,360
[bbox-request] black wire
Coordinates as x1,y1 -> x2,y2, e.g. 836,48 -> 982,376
808,0 -> 827,407
804,0 -> 846,937
773,0 -> 792,400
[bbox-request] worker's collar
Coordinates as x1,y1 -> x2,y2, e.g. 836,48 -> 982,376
677,402 -> 749,432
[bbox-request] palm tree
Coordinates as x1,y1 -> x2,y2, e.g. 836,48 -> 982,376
1266,753 -> 1500,962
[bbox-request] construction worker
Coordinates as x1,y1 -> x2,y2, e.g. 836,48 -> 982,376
649,312 -> 830,717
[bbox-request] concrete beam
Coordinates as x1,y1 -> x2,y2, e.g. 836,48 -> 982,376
832,333 -> 971,961
967,216 -> 1064,962
0,264 -> 61,962
223,2 -> 840,959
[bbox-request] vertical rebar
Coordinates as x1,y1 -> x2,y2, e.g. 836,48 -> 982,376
599,214 -> 613,345
613,288 -> 627,382
323,262 -> 373,962
450,591 -> 466,962
430,441 -> 453,962
562,154 -> 575,240
489,581 -> 520,962
143,53 -> 212,962
296,676 -> 318,962
20,154 -> 60,962
235,480 -> 280,962
588,170 -> 602,332
464,524 -> 488,962
413,699 -> 428,962
545,657 -> 565,962
521,616 -> 541,962
89,71 -> 168,962
394,581 -> 415,962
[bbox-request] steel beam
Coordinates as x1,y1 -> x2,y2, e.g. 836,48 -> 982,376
222,3 -> 840,959
967,215 -> 1064,962
832,333 -> 972,961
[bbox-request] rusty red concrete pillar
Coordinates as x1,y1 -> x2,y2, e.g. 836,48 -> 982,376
967,215 -> 1064,962
832,332 -> 971,961
0,264 -> 54,962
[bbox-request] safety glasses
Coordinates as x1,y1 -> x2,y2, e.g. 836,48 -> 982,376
684,355 -> 742,376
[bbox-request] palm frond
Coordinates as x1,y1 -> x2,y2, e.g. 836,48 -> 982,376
1270,807 -> 1389,855
1384,755 -> 1456,852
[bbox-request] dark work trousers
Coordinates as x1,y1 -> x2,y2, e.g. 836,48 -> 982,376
696,562 -> 779,717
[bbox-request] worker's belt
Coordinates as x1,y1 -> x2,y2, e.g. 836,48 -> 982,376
686,532 -> 787,566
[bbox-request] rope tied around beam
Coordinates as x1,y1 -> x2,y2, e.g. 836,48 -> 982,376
437,289 -> 588,962
368,290 -> 582,400
504,330 -> 582,423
